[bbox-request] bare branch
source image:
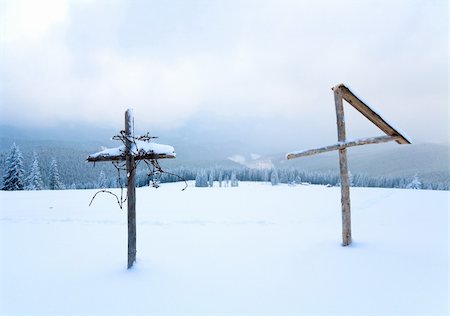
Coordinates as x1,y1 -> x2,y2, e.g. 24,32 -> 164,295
89,190 -> 126,209
88,131 -> 185,209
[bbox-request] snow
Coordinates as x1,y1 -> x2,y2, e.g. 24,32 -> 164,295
88,140 -> 176,159
0,183 -> 448,315
229,154 -> 274,169
126,108 -> 134,130
90,145 -> 124,158
228,154 -> 246,164
132,140 -> 175,157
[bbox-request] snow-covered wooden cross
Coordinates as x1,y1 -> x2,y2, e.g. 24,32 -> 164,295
286,84 -> 411,246
87,109 -> 176,268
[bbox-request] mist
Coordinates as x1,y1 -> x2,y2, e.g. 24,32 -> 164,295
0,0 -> 448,145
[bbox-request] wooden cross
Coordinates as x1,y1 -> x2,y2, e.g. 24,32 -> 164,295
87,109 -> 176,268
286,84 -> 410,246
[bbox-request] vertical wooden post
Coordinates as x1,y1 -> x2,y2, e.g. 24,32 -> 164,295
125,109 -> 137,268
334,88 -> 352,246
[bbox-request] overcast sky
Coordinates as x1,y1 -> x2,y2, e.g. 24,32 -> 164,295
0,0 -> 448,145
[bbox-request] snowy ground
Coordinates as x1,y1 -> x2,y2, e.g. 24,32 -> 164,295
0,182 -> 448,316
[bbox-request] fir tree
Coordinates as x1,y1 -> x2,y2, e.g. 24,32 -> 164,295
97,170 -> 107,188
224,175 -> 230,187
26,152 -> 44,190
230,171 -> 239,187
195,170 -> 208,187
208,170 -> 215,187
218,171 -> 223,187
406,175 -> 422,190
348,171 -> 354,187
49,158 -> 65,190
270,169 -> 280,186
2,143 -> 25,191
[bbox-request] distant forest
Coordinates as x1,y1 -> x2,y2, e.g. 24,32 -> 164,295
1,142 -> 448,191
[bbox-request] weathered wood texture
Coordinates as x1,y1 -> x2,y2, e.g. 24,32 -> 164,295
332,84 -> 410,144
86,109 -> 176,269
334,88 -> 352,246
125,109 -> 137,269
286,135 -> 400,159
286,83 -> 411,246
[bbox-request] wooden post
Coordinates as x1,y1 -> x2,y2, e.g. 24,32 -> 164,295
334,87 -> 352,246
286,84 -> 410,246
125,109 -> 137,268
87,109 -> 176,269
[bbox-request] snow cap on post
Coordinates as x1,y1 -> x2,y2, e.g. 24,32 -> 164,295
126,108 -> 134,137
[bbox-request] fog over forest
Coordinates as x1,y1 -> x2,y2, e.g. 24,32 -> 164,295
1,121 -> 448,191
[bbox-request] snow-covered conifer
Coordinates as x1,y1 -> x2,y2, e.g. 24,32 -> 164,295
26,152 -> 44,190
270,169 -> 280,186
2,143 -> 25,191
406,175 -> 422,190
224,175 -> 229,187
208,170 -> 215,187
348,171 -> 354,187
230,172 -> 239,187
195,170 -> 208,187
218,171 -> 223,187
97,170 -> 107,188
49,158 -> 65,190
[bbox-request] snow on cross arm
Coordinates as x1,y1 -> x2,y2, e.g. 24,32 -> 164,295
131,140 -> 175,158
87,140 -> 176,161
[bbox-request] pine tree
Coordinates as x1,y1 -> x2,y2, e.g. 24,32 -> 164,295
406,175 -> 422,190
270,169 -> 280,186
195,170 -> 208,187
230,171 -> 239,187
49,158 -> 65,190
348,171 -> 354,187
2,143 -> 25,191
208,170 -> 215,187
397,178 -> 407,189
224,175 -> 230,187
97,170 -> 107,188
218,171 -> 223,187
262,169 -> 270,182
26,152 -> 44,190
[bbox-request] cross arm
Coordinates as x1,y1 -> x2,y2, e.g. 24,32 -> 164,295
286,135 -> 401,160
87,140 -> 176,162
87,152 -> 176,162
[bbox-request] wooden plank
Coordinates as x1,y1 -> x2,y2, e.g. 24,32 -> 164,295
333,84 -> 411,144
286,135 -> 400,159
86,152 -> 175,162
334,88 -> 352,246
125,109 -> 137,269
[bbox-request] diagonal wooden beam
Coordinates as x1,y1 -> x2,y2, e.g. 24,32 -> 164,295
332,84 -> 411,145
286,135 -> 401,160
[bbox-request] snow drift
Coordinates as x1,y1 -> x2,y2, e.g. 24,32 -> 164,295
0,183 -> 447,315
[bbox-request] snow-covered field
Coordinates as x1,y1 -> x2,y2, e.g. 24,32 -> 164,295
0,182 -> 448,316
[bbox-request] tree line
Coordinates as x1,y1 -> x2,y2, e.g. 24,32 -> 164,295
1,143 -> 448,191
